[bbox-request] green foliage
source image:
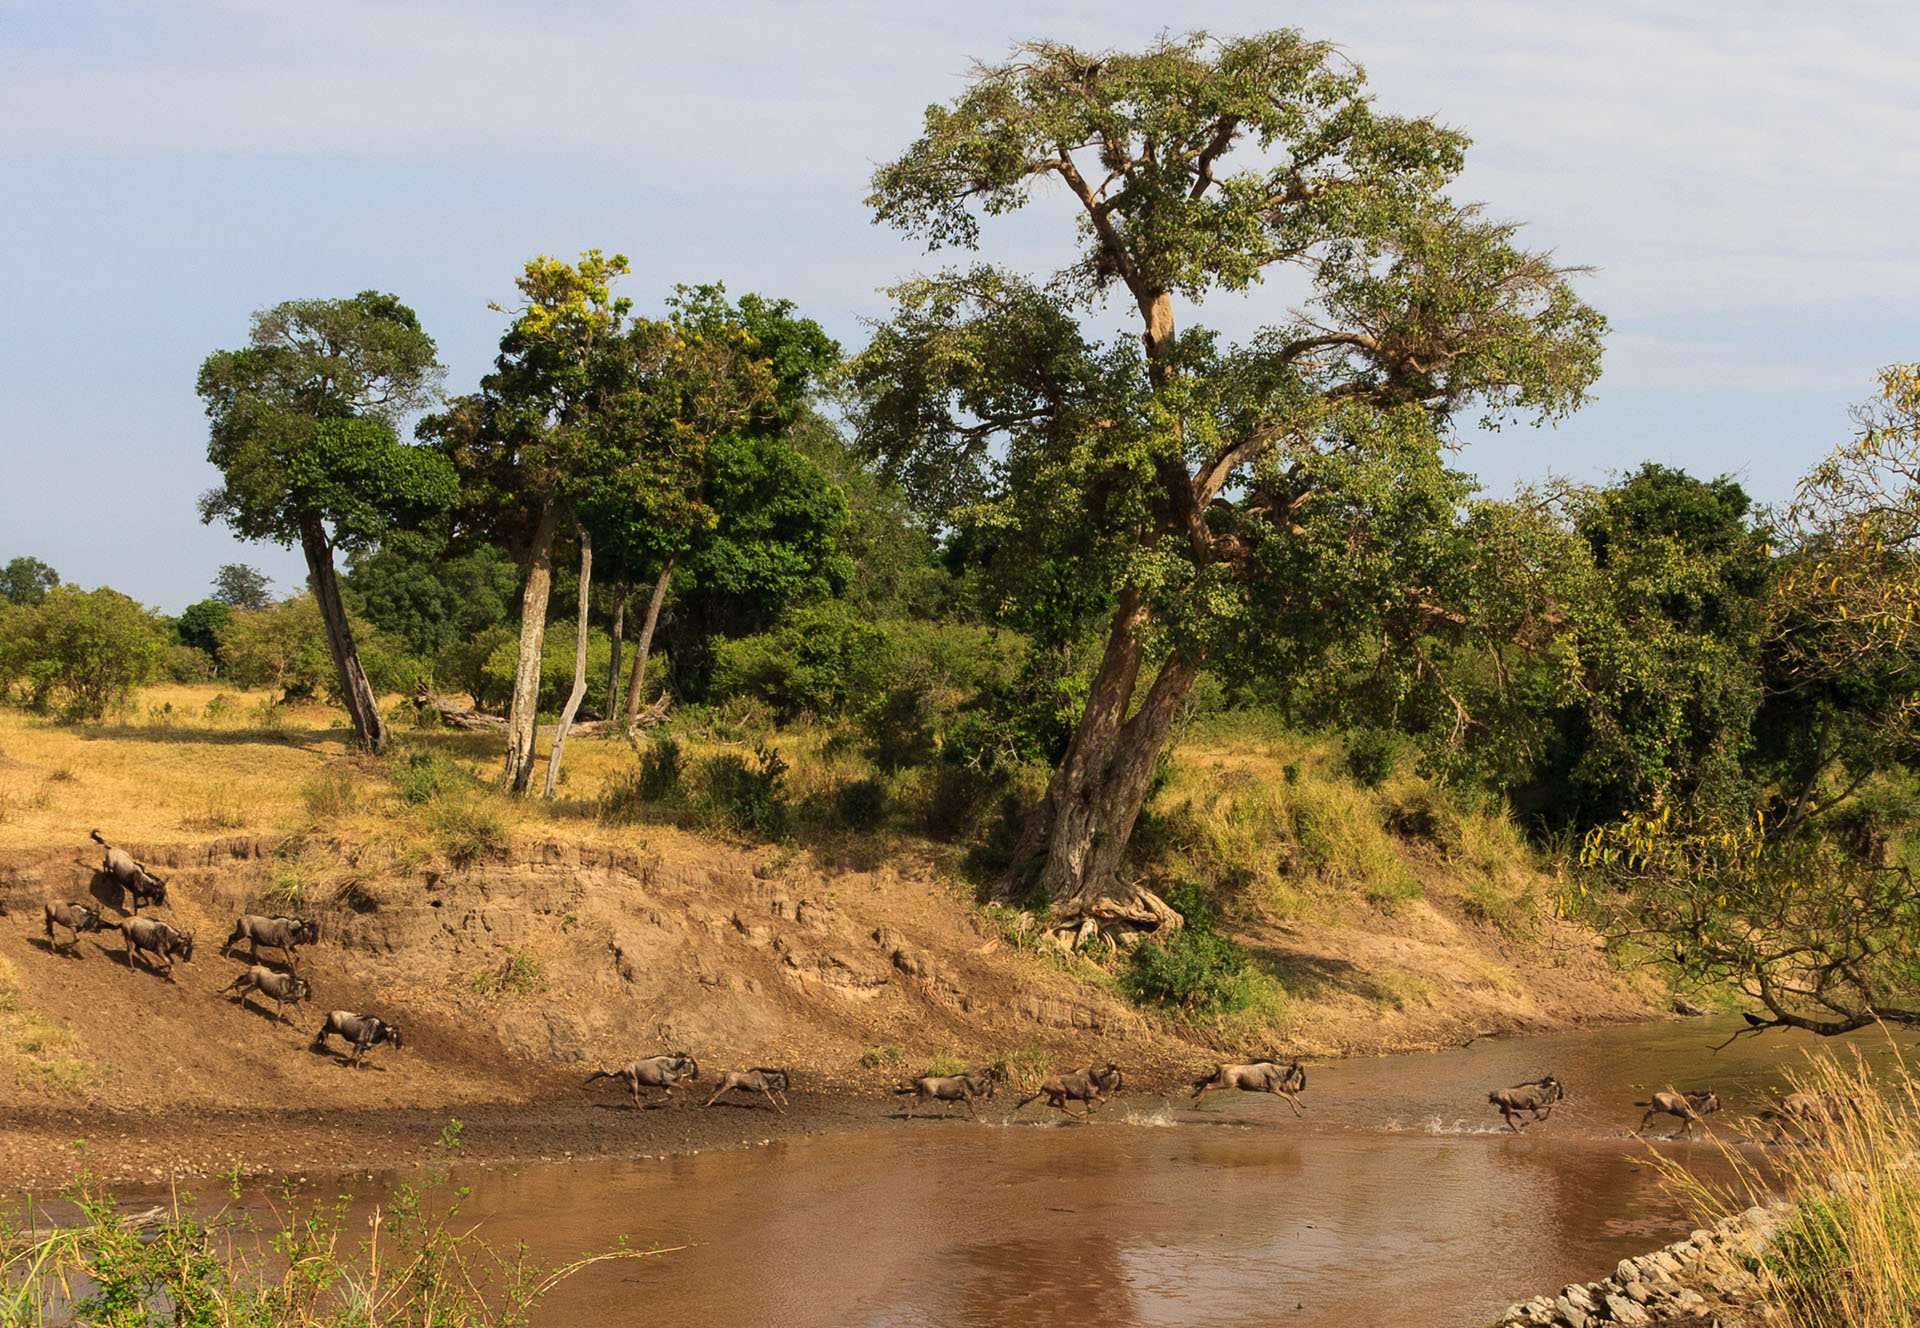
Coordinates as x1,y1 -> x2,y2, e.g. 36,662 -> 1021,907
0,586 -> 168,720
211,562 -> 273,610
0,1155 -> 644,1326
173,599 -> 232,662
390,748 -> 478,805
217,596 -> 334,701
0,556 -> 59,606
301,770 -> 360,822
638,737 -> 684,802
712,602 -> 896,719
435,624 -> 516,711
836,776 -> 888,832
694,742 -> 788,836
858,1044 -> 904,1069
346,541 -> 521,659
1122,925 -> 1253,1016
478,627 -> 612,714
427,796 -> 509,866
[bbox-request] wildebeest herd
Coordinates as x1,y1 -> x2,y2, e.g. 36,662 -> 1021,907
38,836 -> 1843,1139
33,830 -> 404,1068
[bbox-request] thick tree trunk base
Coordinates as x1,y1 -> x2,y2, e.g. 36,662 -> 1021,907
1046,881 -> 1185,949
412,685 -> 666,738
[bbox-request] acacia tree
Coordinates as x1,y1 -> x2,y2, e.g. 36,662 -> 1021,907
198,293 -> 452,752
854,32 -> 1605,928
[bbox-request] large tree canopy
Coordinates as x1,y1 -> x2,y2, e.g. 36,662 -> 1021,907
854,31 -> 1605,928
198,291 -> 453,751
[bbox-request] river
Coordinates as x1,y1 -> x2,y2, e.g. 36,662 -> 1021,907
151,1017 -> 1909,1327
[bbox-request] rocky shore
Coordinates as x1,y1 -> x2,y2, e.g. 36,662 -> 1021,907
1493,1201 -> 1788,1328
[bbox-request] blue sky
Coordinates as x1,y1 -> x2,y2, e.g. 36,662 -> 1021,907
2,1 -> 1916,611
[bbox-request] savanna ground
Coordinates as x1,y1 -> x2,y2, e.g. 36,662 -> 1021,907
0,682 -> 1667,1190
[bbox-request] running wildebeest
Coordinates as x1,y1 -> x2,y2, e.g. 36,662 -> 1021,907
43,900 -> 105,951
1758,1089 -> 1858,1141
119,916 -> 194,979
897,1070 -> 996,1121
222,964 -> 312,1024
312,1011 -> 403,1067
584,1054 -> 701,1107
703,1067 -> 791,1113
1014,1062 -> 1123,1120
1635,1089 -> 1721,1138
90,830 -> 168,912
1489,1075 -> 1565,1132
1190,1060 -> 1308,1117
223,914 -> 319,969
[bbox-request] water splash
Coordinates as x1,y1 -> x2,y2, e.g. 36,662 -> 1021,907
1120,1106 -> 1181,1128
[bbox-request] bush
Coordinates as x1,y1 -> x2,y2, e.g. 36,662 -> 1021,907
1345,726 -> 1414,787
218,595 -> 334,701
478,627 -> 613,714
1121,926 -> 1254,1015
711,602 -> 898,719
302,770 -> 361,821
638,737 -> 684,801
918,763 -> 998,843
836,776 -> 888,832
428,797 -> 510,866
696,743 -> 788,836
390,749 -> 477,805
0,586 -> 168,720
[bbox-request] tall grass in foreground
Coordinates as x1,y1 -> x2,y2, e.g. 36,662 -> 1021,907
1660,1047 -> 1920,1328
0,1130 -> 660,1327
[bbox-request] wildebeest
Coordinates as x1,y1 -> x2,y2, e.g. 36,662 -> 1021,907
584,1054 -> 701,1107
1489,1075 -> 1565,1132
312,1011 -> 403,1067
222,964 -> 312,1024
897,1070 -> 996,1121
223,914 -> 319,968
1635,1089 -> 1721,1138
703,1067 -> 791,1113
1190,1060 -> 1308,1117
91,830 -> 168,912
119,916 -> 194,978
1014,1062 -> 1123,1119
1758,1089 -> 1857,1141
43,900 -> 105,951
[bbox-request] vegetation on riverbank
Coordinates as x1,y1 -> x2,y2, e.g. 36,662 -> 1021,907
0,1127 -> 649,1328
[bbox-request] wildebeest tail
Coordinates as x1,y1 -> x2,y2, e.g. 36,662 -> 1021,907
1013,1091 -> 1042,1111
584,1069 -> 620,1086
1633,1098 -> 1652,1107
90,829 -> 107,847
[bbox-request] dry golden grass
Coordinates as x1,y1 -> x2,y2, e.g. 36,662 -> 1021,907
1663,1045 -> 1920,1328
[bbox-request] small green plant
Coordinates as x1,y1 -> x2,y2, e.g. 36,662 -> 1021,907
468,950 -> 541,998
836,776 -> 888,832
695,742 -> 788,837
390,749 -> 476,806
918,1052 -> 967,1078
639,737 -> 683,801
180,784 -> 250,833
301,770 -> 360,822
251,695 -> 286,732
989,1040 -> 1054,1092
203,693 -> 232,722
428,797 -> 509,867
858,1044 -> 905,1070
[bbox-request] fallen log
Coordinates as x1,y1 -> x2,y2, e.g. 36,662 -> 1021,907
410,685 -> 667,737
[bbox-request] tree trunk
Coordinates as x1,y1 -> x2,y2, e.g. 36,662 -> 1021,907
603,577 -> 627,724
543,517 -> 593,799
1002,587 -> 1201,934
621,554 -> 676,730
300,517 -> 387,754
504,501 -> 560,794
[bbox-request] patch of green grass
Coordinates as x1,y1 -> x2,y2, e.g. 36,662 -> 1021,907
858,1044 -> 904,1070
468,950 -> 541,998
301,769 -> 360,821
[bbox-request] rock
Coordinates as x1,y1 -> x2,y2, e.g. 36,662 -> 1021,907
1554,1296 -> 1590,1328
1603,1292 -> 1651,1325
1673,996 -> 1709,1016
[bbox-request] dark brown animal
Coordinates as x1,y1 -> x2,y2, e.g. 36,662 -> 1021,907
223,914 -> 319,968
1191,1060 -> 1307,1116
897,1070 -> 995,1120
222,964 -> 312,1023
1760,1089 -> 1857,1140
1489,1075 -> 1565,1132
119,916 -> 194,978
584,1054 -> 701,1106
1014,1062 -> 1123,1119
313,1011 -> 403,1067
1635,1089 -> 1721,1137
703,1067 -> 791,1112
91,830 -> 168,912
43,900 -> 105,951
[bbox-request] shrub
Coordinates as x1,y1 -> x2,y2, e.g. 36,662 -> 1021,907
390,748 -> 477,805
858,1044 -> 904,1069
218,595 -> 334,701
918,763 -> 997,843
837,776 -> 888,832
302,770 -> 361,821
638,737 -> 684,801
0,586 -> 168,720
696,742 -> 788,836
1345,727 -> 1414,787
711,602 -> 899,719
1122,926 -> 1255,1015
428,797 -> 510,866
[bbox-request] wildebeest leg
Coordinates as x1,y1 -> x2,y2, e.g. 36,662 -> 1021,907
963,1096 -> 980,1122
761,1086 -> 785,1114
1637,1109 -> 1659,1134
1278,1091 -> 1304,1118
1191,1083 -> 1218,1103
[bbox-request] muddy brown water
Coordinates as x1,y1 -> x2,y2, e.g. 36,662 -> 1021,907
129,1018 -> 1912,1327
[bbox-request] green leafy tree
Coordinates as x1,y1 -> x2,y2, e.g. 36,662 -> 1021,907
0,556 -> 60,606
344,541 -> 522,660
197,292 -> 454,752
0,586 -> 167,720
855,31 -> 1604,924
212,563 -> 274,610
174,598 -> 234,663
218,595 -> 336,701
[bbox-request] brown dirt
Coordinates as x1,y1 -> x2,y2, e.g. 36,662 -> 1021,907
0,821 -> 1663,1192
